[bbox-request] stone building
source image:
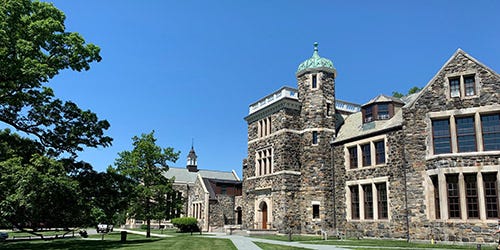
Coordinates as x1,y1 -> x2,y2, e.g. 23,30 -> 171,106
127,146 -> 243,232
242,43 -> 500,243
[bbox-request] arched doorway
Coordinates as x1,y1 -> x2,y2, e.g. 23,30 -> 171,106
260,202 -> 268,229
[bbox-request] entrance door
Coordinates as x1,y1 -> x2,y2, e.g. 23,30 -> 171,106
261,202 -> 268,229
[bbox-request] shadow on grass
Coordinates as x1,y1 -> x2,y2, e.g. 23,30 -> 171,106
1,238 -> 162,250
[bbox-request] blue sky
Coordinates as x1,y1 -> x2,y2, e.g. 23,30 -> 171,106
39,0 -> 500,177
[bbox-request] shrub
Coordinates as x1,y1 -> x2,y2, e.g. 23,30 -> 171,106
140,224 -> 148,230
171,217 -> 199,232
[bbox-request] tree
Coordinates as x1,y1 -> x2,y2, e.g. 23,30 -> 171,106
115,131 -> 180,238
0,0 -> 111,156
74,165 -> 134,227
392,86 -> 422,98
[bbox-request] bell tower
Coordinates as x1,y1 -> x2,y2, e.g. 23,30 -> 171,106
186,145 -> 198,172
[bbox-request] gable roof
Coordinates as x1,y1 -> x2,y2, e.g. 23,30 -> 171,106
406,48 -> 500,109
163,167 -> 239,184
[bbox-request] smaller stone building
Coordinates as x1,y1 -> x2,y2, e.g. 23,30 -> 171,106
163,146 -> 242,232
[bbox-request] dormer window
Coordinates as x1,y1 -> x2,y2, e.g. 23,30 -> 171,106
362,103 -> 394,123
364,106 -> 373,123
447,73 -> 477,99
450,77 -> 460,97
377,104 -> 389,120
464,75 -> 475,96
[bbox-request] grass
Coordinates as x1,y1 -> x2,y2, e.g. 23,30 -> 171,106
253,235 -> 497,249
254,241 -> 311,249
1,231 -> 236,250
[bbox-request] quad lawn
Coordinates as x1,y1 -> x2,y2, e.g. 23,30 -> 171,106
0,231 -> 236,250
252,235 -> 498,249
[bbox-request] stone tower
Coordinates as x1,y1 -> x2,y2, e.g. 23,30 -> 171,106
242,42 -> 337,234
296,42 -> 336,233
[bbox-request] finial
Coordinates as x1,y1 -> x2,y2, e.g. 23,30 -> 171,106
191,138 -> 194,149
313,42 -> 318,52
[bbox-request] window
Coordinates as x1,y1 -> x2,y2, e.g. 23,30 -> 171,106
350,186 -> 360,219
449,77 -> 460,97
312,131 -> 318,145
377,103 -> 389,120
364,106 -> 373,123
255,148 -> 272,176
481,114 -> 500,151
464,174 -> 479,218
376,183 -> 388,219
456,116 -> 476,152
375,141 -> 385,164
483,173 -> 498,219
464,75 -> 475,96
431,175 -> 440,219
312,204 -> 320,219
258,117 -> 272,137
348,146 -> 358,169
363,184 -> 373,219
447,175 -> 460,219
361,144 -> 371,166
432,119 -> 451,154
326,102 -> 332,116
220,184 -> 227,195
312,74 -> 317,89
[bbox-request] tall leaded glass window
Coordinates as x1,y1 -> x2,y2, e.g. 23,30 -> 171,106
447,175 -> 460,219
376,183 -> 388,219
431,175 -> 440,219
375,140 -> 385,164
361,144 -> 371,166
350,186 -> 360,219
456,116 -> 476,152
464,174 -> 479,219
348,146 -> 358,169
481,114 -> 500,151
432,119 -> 451,154
363,184 -> 373,219
483,173 -> 498,219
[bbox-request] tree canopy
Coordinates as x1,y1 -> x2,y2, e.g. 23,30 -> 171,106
115,131 -> 180,238
0,0 -> 111,156
392,86 -> 422,98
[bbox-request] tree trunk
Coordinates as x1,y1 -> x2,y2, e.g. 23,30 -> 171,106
146,219 -> 151,238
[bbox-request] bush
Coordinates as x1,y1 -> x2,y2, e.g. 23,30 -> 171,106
140,224 -> 148,230
171,217 -> 199,232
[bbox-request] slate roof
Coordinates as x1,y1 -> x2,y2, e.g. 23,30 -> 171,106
362,94 -> 405,107
163,167 -> 239,184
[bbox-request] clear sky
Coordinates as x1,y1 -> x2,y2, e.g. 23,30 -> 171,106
39,0 -> 500,177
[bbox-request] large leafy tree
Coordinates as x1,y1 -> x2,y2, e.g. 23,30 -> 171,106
0,0 -> 111,156
115,131 -> 180,238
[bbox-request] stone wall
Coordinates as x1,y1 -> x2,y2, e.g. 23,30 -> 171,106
208,195 -> 236,232
402,51 -> 500,243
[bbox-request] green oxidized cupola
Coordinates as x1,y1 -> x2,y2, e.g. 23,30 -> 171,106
296,42 -> 336,76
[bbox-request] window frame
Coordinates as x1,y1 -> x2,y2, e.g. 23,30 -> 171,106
455,116 -> 477,152
481,114 -> 500,151
312,74 -> 318,89
432,118 -> 452,154
376,183 -> 388,219
348,146 -> 358,169
361,143 -> 371,167
312,204 -> 320,219
375,140 -> 385,165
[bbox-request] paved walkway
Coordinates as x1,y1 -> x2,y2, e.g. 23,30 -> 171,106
209,233 -> 347,250
120,229 -> 172,238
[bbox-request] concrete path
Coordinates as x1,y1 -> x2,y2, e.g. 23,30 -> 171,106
120,229 -> 172,238
209,233 -> 347,250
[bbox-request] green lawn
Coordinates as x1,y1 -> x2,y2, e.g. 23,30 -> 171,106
253,235 -> 497,250
1,232 -> 236,250
254,241 -> 311,249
